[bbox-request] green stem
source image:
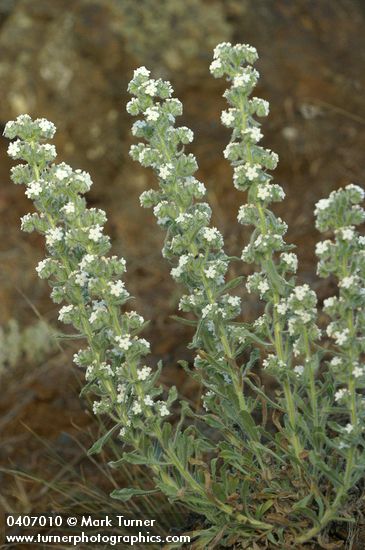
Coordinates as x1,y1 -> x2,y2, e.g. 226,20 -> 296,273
237,106 -> 303,462
298,254 -> 359,542
303,327 -> 319,429
159,135 -> 251,415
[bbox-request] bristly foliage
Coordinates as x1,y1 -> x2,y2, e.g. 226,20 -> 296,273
5,42 -> 365,548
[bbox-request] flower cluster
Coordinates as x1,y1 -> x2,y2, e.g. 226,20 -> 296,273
7,42 -> 365,549
212,44 -> 365,544
4,115 -> 173,441
315,185 -> 365,444
127,66 -> 250,406
211,43 -> 310,389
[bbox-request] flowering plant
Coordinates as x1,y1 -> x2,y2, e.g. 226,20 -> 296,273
5,42 -> 365,548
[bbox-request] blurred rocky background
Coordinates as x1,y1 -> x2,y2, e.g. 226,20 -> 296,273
0,0 -> 364,535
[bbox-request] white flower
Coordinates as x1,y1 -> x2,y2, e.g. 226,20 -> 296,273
109,280 -> 125,297
245,163 -> 261,181
323,296 -> 336,309
221,110 -> 235,126
315,198 -> 331,212
117,384 -> 126,403
263,354 -> 285,370
176,213 -> 190,225
42,143 -> 57,157
7,140 -> 21,158
46,227 -> 64,246
252,97 -> 269,115
180,127 -> 194,142
203,227 -> 221,242
159,404 -> 170,417
202,390 -> 214,410
346,183 -> 365,198
159,164 -> 172,179
92,401 -> 102,415
223,143 -> 235,159
339,226 -> 355,241
132,401 -> 142,415
276,301 -> 288,315
330,357 -> 342,367
89,225 -> 103,242
288,319 -> 296,336
233,72 -> 251,87
294,365 -> 304,376
115,335 -> 132,351
227,296 -> 241,307
315,240 -> 331,255
353,365 -> 364,378
344,423 -> 354,434
335,388 -> 349,401
299,311 -> 311,323
134,66 -> 150,78
244,127 -> 263,142
334,329 -> 350,346
171,254 -> 189,278
204,265 -> 217,279
62,202 -> 75,214
258,280 -> 269,296
79,254 -> 95,270
85,365 -> 95,380
132,120 -> 147,136
294,285 -> 309,301
281,253 -> 298,271
257,185 -> 270,200
58,304 -> 74,321
196,181 -> 206,195
4,120 -> 15,132
75,271 -> 88,286
25,180 -> 42,198
138,338 -> 150,351
245,164 -> 261,181
35,259 -> 49,276
201,304 -> 213,318
213,42 -> 232,59
144,395 -> 154,406
76,170 -> 93,191
37,118 -> 56,134
209,58 -> 222,72
326,322 -> 336,337
89,301 -> 107,324
144,80 -> 158,96
137,366 -> 152,381
340,276 -> 355,289
55,167 -> 69,180
99,362 -> 113,377
145,107 -> 160,121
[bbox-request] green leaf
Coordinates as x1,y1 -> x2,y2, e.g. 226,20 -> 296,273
111,487 -> 159,502
309,452 -> 342,486
167,385 -> 178,405
170,315 -> 197,327
256,499 -> 274,516
110,452 -> 171,467
292,494 -> 312,511
201,414 -> 225,430
88,425 -> 118,455
218,275 -> 245,295
79,381 -> 99,397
